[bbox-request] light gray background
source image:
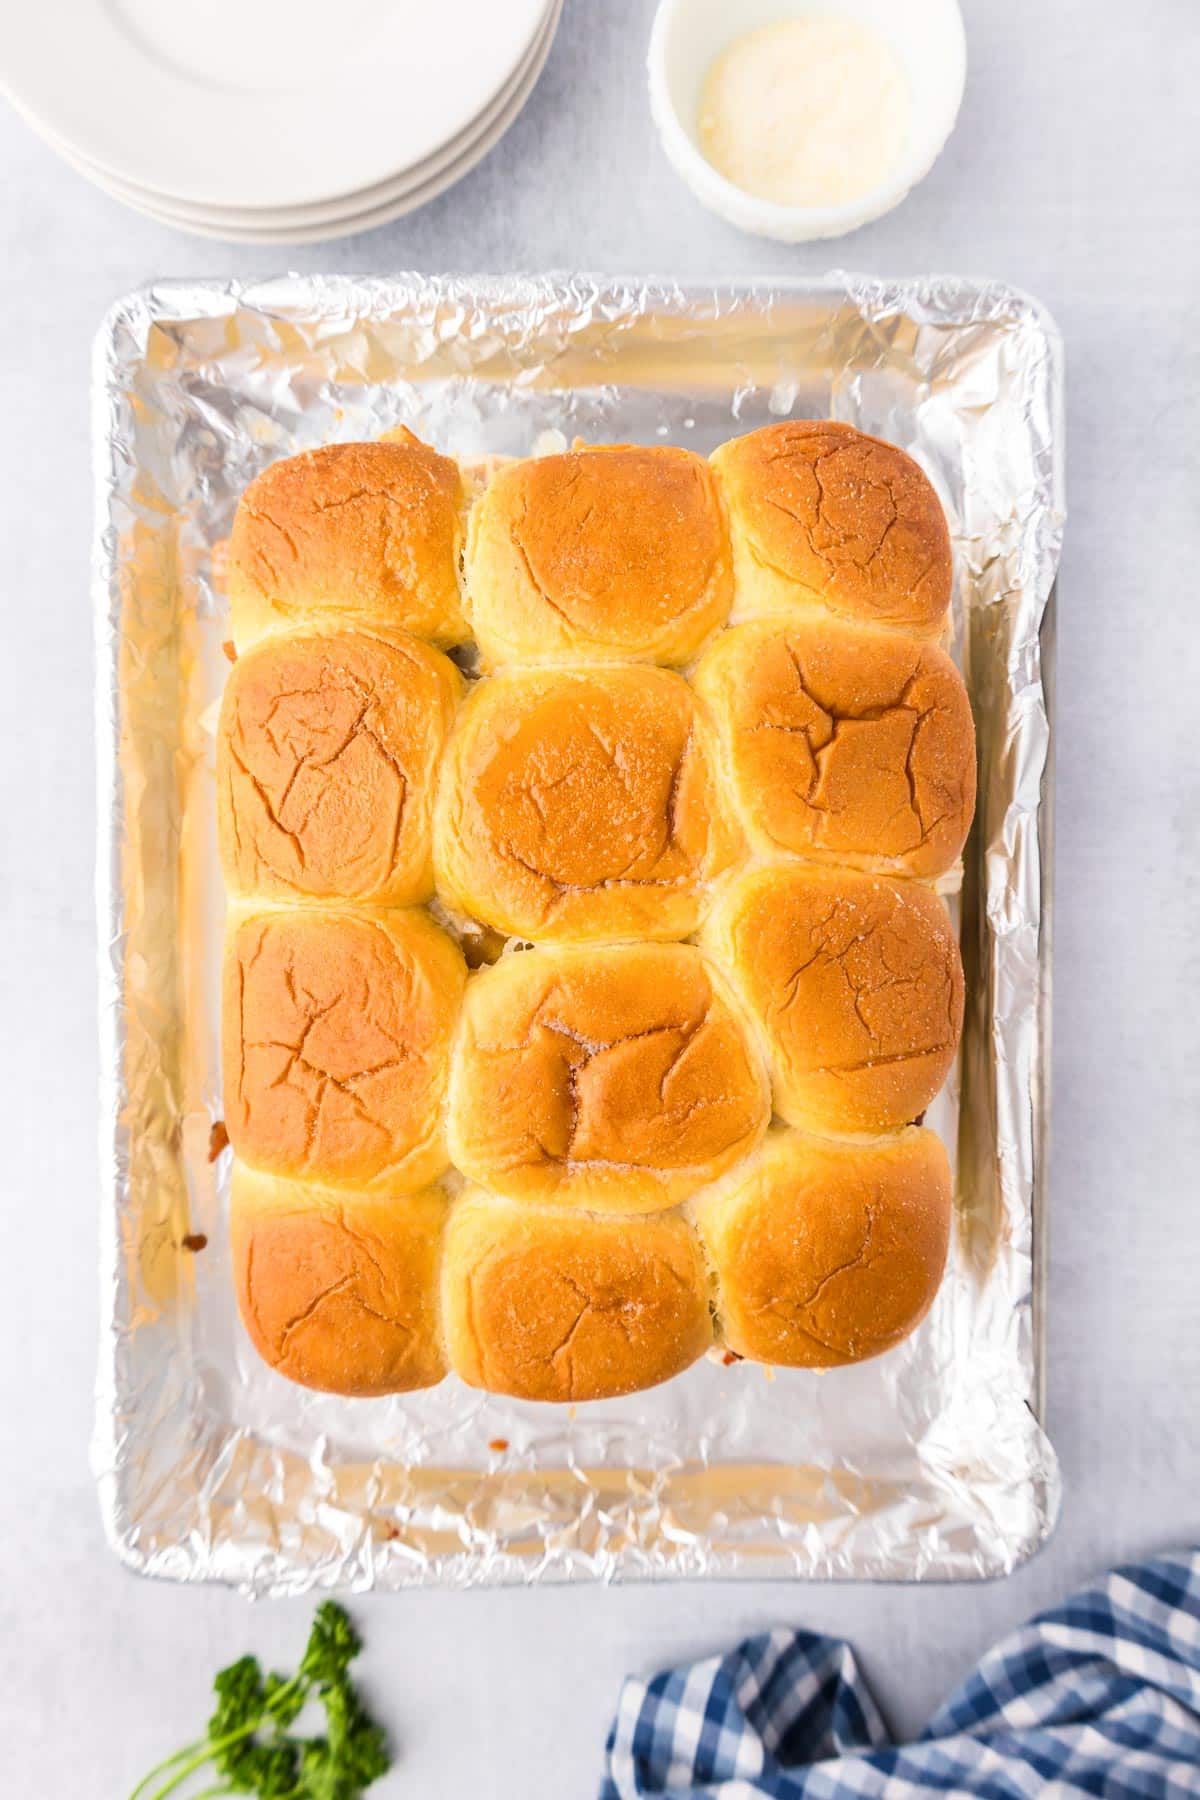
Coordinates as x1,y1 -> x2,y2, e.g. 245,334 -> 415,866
1,2 -> 1197,1793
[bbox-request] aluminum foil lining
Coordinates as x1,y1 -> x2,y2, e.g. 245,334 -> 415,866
93,274 -> 1064,1593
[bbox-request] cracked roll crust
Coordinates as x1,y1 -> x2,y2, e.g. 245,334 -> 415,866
228,437 -> 468,651
447,944 -> 770,1212
230,1166 -> 447,1395
694,1129 -> 952,1368
222,907 -> 466,1193
702,867 -> 963,1133
443,1192 -> 713,1401
217,628 -> 461,905
694,618 -> 975,878
433,666 -> 739,943
465,445 -> 733,667
712,421 -> 952,634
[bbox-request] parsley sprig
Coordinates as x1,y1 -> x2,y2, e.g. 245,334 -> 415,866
127,1602 -> 390,1800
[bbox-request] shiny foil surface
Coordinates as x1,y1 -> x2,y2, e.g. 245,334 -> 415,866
94,276 -> 1064,1591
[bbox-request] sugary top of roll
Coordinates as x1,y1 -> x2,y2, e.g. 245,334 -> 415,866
223,906 -> 465,1193
447,942 -> 770,1211
217,627 -> 460,906
694,1128 -> 952,1368
230,1167 -> 447,1396
433,665 -> 738,942
702,865 -> 964,1133
465,445 -> 733,667
694,616 -> 975,878
712,421 -> 952,634
227,436 -> 467,650
441,1191 -> 713,1401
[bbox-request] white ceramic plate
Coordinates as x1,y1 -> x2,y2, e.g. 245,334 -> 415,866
0,0 -> 550,210
39,0 -> 562,243
28,1 -> 556,231
20,0 -> 560,236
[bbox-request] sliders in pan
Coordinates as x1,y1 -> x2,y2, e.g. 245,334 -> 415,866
217,424 -> 975,1402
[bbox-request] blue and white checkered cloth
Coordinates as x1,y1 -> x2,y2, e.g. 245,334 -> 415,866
601,1552 -> 1200,1797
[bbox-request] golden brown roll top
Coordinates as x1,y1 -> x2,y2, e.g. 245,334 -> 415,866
447,943 -> 770,1212
711,421 -> 952,635
441,1191 -> 713,1401
694,1129 -> 951,1368
217,628 -> 461,906
231,1167 -> 448,1396
694,616 -> 975,878
465,444 -> 733,667
702,866 -> 964,1134
227,436 -> 468,651
433,665 -> 739,943
222,906 -> 466,1194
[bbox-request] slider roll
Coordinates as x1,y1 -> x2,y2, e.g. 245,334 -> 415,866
442,1191 -> 714,1401
231,1166 -> 448,1397
217,627 -> 461,906
702,865 -> 964,1133
694,1129 -> 952,1368
228,436 -> 468,651
447,942 -> 770,1211
433,665 -> 739,944
711,420 -> 953,635
222,907 -> 466,1195
694,616 -> 975,878
465,444 -> 733,668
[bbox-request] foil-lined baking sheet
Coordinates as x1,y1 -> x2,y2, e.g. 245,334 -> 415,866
93,275 -> 1064,1591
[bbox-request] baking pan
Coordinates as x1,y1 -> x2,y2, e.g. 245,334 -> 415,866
94,275 -> 1064,1590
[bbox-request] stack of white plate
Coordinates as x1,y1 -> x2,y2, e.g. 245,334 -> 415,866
1,0 -> 562,242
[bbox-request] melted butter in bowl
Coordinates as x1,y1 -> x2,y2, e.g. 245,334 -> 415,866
697,17 -> 911,209
648,0 -> 966,242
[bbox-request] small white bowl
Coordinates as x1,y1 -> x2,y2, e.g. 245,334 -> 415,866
647,0 -> 967,243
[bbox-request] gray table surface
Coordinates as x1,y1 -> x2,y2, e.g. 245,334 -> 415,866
2,2 -> 1198,1793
